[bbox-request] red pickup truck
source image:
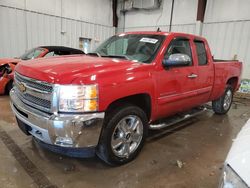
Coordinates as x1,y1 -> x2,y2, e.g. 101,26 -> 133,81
10,32 -> 242,165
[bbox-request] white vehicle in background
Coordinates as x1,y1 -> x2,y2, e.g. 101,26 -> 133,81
220,119 -> 250,188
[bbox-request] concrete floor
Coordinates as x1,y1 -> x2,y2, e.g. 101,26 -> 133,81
0,96 -> 250,188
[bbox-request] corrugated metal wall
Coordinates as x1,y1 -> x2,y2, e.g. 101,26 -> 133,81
202,21 -> 250,79
0,5 -> 115,58
171,24 -> 196,34
201,0 -> 250,79
119,0 -> 198,34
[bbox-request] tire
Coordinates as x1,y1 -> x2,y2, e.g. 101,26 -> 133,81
5,80 -> 13,95
96,104 -> 148,166
212,85 -> 233,115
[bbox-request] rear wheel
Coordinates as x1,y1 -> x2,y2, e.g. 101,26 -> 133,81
96,105 -> 148,166
212,85 -> 233,115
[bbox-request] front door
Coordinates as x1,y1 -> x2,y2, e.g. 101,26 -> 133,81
156,37 -> 200,119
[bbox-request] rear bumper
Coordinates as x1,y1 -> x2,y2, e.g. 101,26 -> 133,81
10,88 -> 104,149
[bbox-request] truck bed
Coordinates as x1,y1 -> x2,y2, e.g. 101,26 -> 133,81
209,60 -> 242,101
213,59 -> 239,62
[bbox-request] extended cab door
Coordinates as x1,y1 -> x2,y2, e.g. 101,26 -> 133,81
192,39 -> 214,103
156,36 -> 201,119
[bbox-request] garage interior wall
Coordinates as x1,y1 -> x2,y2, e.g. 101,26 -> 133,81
203,0 -> 250,80
118,0 -> 250,80
0,0 -> 249,80
0,0 -> 115,58
117,0 -> 199,34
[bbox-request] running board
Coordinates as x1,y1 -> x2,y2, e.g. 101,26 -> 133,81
149,106 -> 207,130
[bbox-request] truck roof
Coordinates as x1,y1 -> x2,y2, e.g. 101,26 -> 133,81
119,31 -> 205,40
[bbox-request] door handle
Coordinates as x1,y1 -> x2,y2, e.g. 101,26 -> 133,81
187,73 -> 198,78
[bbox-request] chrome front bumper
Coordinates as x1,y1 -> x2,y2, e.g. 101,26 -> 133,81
10,89 -> 104,148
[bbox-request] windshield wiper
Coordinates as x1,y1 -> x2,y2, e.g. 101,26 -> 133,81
102,55 -> 129,60
21,57 -> 29,60
87,52 -> 102,57
87,53 -> 130,60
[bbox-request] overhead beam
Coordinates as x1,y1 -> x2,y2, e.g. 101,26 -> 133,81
169,0 -> 175,32
197,0 -> 207,22
112,0 -> 118,27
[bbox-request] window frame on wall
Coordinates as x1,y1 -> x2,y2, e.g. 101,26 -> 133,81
79,37 -> 92,54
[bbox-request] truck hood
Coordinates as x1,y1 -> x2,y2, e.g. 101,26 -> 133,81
0,58 -> 21,66
225,118 -> 250,186
15,55 -> 142,84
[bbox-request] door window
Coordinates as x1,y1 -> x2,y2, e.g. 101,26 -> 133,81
194,41 -> 207,65
165,38 -> 193,66
45,51 -> 72,56
19,48 -> 45,60
44,51 -> 56,57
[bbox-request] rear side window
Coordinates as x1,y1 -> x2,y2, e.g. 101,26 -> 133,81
194,41 -> 207,65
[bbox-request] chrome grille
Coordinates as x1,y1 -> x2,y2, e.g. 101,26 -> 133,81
15,73 -> 53,93
14,72 -> 53,113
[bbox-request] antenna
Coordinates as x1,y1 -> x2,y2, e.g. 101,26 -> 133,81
157,27 -> 161,32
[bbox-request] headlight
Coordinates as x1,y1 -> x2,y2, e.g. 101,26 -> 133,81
220,164 -> 248,188
59,85 -> 98,112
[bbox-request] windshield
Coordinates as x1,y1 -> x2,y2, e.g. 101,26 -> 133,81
93,34 -> 165,63
19,48 -> 46,60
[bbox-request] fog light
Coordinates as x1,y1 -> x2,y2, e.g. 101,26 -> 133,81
55,137 -> 73,147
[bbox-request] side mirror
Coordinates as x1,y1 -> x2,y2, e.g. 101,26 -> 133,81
163,53 -> 191,68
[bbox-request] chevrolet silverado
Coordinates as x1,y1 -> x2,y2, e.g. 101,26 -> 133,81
10,32 -> 242,165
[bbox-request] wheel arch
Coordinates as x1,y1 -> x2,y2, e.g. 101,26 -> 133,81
105,93 -> 152,122
227,77 -> 238,91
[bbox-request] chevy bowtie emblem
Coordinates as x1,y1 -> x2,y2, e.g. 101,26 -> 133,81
18,82 -> 26,93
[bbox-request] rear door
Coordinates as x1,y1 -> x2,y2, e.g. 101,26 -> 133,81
193,39 -> 214,103
156,36 -> 200,118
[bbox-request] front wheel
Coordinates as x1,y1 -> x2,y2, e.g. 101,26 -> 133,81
212,85 -> 233,115
96,105 -> 148,166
